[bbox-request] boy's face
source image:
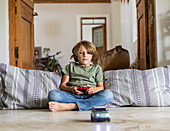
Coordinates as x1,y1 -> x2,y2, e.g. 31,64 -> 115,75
77,46 -> 93,66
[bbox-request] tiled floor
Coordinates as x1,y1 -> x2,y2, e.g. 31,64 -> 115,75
0,107 -> 170,131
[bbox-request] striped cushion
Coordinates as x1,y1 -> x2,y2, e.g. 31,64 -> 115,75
0,63 -> 61,109
104,66 -> 170,106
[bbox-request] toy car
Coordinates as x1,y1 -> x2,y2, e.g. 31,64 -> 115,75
91,106 -> 110,122
77,87 -> 90,94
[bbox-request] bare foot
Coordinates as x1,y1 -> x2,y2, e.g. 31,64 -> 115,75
49,102 -> 78,112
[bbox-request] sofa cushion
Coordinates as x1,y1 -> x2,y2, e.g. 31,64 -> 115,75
0,63 -> 61,109
104,66 -> 170,107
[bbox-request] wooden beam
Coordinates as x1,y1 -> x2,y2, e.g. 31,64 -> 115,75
34,0 -> 111,3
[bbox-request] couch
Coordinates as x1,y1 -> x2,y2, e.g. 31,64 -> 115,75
0,63 -> 170,110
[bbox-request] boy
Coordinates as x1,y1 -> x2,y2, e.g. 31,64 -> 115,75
48,40 -> 113,111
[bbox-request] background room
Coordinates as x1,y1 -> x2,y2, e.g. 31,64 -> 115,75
33,0 -> 137,67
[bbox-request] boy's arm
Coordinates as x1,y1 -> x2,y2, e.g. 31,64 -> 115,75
59,74 -> 72,92
59,74 -> 83,95
96,81 -> 104,91
87,81 -> 104,95
86,65 -> 104,94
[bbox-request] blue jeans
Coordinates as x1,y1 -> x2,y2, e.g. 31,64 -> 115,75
48,90 -> 113,111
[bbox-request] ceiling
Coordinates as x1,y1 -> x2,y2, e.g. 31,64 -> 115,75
34,0 -> 111,3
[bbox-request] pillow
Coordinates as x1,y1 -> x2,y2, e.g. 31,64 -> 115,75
0,63 -> 61,109
104,66 -> 170,107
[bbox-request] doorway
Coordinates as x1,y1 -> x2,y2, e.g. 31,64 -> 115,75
81,17 -> 107,61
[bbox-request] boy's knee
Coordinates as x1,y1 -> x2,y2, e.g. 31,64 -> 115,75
102,90 -> 114,102
48,90 -> 55,97
48,90 -> 59,101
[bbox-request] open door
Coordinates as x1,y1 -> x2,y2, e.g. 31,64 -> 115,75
92,25 -> 106,62
9,0 -> 34,69
136,0 -> 155,70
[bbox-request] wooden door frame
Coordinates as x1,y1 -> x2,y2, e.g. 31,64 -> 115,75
147,0 -> 156,68
9,0 -> 16,66
136,0 -> 156,69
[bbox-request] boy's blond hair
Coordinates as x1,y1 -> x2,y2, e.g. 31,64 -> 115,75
70,40 -> 96,62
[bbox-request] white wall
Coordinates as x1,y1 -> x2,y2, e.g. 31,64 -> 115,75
111,1 -> 121,48
0,0 -> 9,64
155,0 -> 170,66
34,3 -> 121,67
120,0 -> 137,64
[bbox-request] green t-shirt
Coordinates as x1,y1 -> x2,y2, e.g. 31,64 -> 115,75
62,62 -> 104,87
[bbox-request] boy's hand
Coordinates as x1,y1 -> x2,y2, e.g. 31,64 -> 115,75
86,84 -> 95,95
70,85 -> 84,95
